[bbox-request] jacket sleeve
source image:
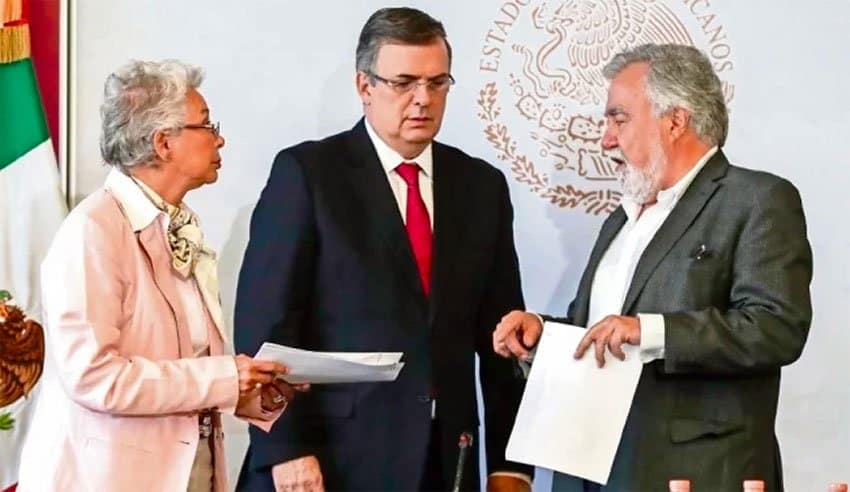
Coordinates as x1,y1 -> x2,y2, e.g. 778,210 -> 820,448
42,212 -> 240,416
474,172 -> 534,478
541,309 -> 574,326
234,150 -> 319,469
663,178 -> 813,374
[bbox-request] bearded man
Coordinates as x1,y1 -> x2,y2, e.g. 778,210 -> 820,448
492,43 -> 813,492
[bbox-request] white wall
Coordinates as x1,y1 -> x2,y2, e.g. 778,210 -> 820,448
71,1 -> 850,490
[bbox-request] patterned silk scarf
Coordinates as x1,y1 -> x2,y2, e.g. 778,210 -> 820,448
130,177 -> 208,277
129,177 -> 226,341
162,203 -> 205,278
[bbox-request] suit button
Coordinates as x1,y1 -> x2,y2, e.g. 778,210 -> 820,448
416,394 -> 431,403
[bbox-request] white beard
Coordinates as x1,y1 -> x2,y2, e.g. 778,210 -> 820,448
614,139 -> 666,204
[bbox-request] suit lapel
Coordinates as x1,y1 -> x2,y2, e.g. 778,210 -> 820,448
344,120 -> 429,311
620,152 -> 729,314
137,223 -> 193,358
572,207 -> 627,325
427,143 -> 464,323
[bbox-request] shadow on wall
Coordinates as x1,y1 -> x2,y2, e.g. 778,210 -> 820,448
316,61 -> 363,138
216,202 -> 255,486
218,203 -> 255,352
542,203 -> 605,318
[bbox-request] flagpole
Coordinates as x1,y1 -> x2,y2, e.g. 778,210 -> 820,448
59,0 -> 74,209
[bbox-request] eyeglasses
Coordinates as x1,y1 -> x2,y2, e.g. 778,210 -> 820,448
367,72 -> 455,94
180,121 -> 221,137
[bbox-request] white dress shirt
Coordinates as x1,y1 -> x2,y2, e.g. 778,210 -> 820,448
589,147 -> 718,362
364,119 -> 434,226
105,170 -> 212,357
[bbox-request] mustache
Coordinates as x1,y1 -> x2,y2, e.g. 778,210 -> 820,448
606,150 -> 625,166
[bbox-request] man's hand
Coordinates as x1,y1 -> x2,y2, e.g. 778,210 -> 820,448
493,310 -> 543,360
272,456 -> 324,492
574,315 -> 641,368
487,475 -> 532,492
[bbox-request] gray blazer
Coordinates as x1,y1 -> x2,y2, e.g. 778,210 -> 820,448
548,151 -> 812,492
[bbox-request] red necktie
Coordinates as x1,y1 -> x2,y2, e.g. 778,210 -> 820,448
396,162 -> 432,296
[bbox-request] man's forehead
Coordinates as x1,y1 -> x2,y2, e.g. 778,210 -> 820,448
608,63 -> 648,92
603,83 -> 632,116
604,68 -> 650,113
374,41 -> 449,74
616,61 -> 650,80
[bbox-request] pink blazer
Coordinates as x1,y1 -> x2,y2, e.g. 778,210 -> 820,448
18,185 -> 279,492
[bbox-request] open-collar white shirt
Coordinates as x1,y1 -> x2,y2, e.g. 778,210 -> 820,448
589,146 -> 718,362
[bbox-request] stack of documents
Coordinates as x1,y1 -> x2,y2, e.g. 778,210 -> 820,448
254,342 -> 405,384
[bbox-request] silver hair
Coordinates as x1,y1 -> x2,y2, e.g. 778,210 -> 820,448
99,59 -> 204,170
602,44 -> 728,147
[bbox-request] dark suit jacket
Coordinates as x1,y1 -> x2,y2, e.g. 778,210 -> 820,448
234,120 -> 532,490
549,151 -> 812,492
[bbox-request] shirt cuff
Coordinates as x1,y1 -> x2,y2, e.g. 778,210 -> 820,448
637,313 -> 665,363
489,471 -> 533,486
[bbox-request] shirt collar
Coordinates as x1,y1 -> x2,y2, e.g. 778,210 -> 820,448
104,168 -> 195,232
104,168 -> 165,232
364,118 -> 433,177
621,146 -> 718,222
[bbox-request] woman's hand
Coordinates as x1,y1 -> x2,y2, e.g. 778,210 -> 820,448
234,355 -> 309,415
235,354 -> 286,414
235,354 -> 286,393
259,379 -> 310,412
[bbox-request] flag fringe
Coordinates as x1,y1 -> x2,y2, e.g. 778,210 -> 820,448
1,0 -> 23,25
0,23 -> 29,64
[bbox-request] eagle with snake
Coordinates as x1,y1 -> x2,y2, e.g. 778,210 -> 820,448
0,290 -> 45,408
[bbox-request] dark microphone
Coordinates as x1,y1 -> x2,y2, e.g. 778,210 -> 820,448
451,431 -> 474,492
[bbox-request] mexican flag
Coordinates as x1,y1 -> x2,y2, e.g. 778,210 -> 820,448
0,8 -> 66,492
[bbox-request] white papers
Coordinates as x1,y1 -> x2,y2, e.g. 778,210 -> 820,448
254,343 -> 405,384
505,322 -> 643,485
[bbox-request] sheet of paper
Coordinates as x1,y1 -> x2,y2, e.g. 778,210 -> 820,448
505,321 -> 643,485
255,343 -> 405,384
319,352 -> 403,366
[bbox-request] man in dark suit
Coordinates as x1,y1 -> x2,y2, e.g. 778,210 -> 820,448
235,7 -> 532,491
493,44 -> 812,491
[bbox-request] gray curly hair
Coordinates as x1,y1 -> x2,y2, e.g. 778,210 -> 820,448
603,44 -> 728,147
99,59 -> 204,170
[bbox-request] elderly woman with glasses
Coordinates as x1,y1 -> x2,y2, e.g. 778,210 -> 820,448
17,60 -> 302,492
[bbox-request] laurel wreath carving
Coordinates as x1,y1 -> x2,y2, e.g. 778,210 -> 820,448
478,82 -> 620,215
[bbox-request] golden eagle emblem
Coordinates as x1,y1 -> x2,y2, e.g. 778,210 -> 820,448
0,290 -> 45,407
